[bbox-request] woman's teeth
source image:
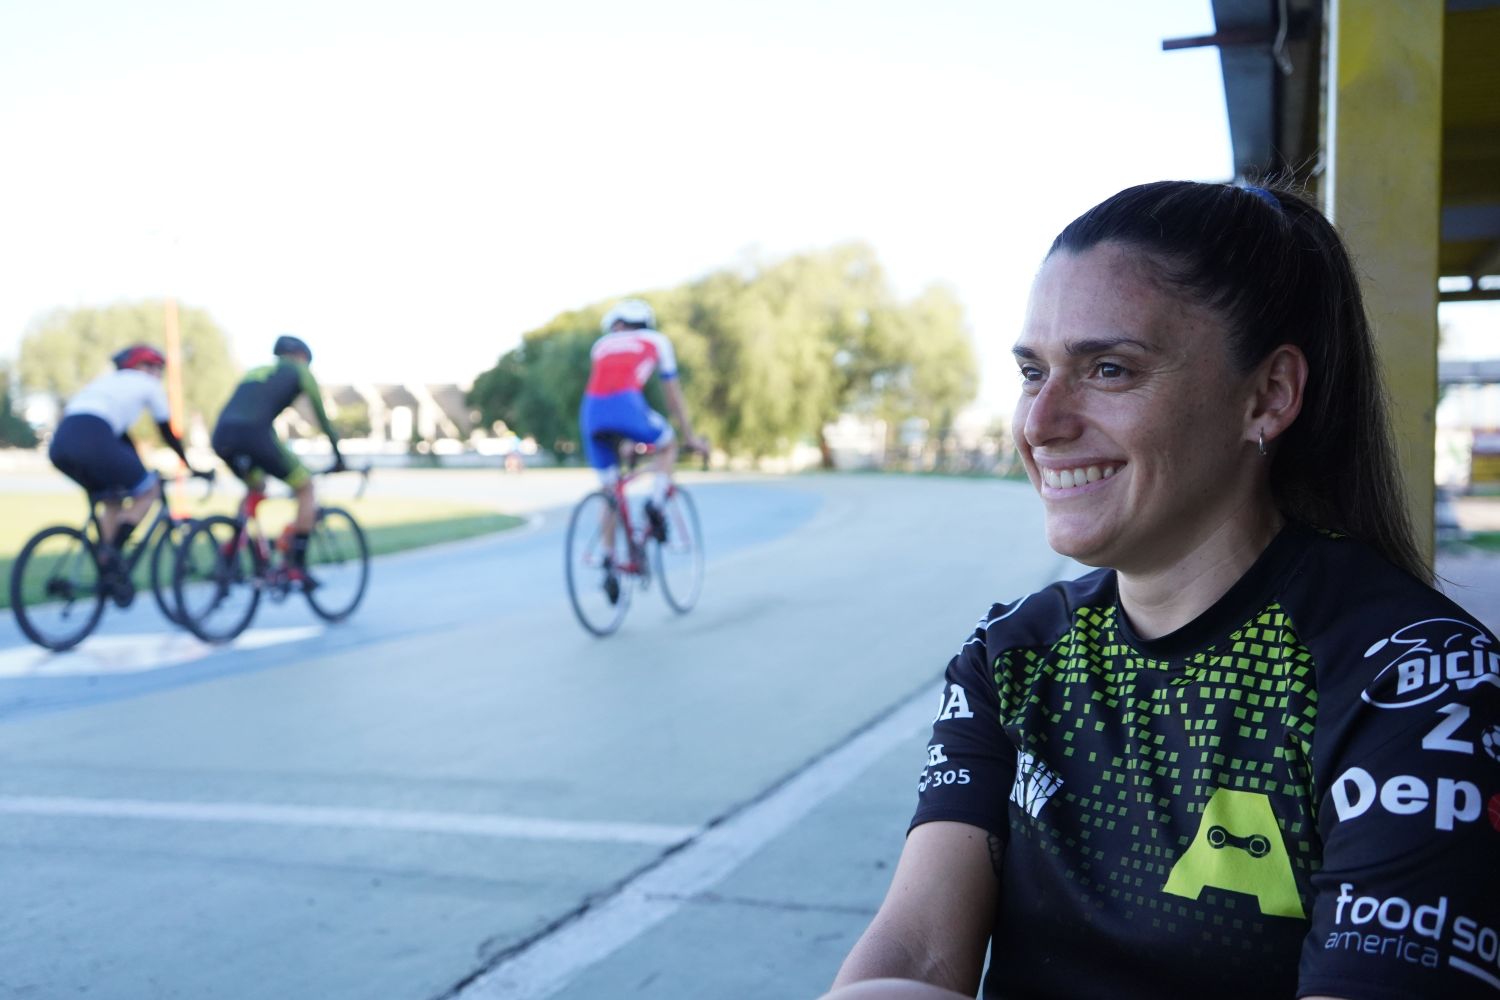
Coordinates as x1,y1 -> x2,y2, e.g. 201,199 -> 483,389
1041,465 -> 1118,489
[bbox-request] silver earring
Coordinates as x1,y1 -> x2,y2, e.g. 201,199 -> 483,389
1258,429 -> 1267,457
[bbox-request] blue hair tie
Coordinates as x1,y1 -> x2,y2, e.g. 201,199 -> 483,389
1243,185 -> 1283,212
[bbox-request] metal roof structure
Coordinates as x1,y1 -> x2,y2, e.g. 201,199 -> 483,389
1167,0 -> 1500,302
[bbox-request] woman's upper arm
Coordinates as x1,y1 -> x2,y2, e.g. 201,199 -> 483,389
832,820 -> 999,993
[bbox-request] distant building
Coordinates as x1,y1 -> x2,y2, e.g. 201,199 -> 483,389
276,382 -> 527,458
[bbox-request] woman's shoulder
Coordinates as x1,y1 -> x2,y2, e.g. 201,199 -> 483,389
1281,526 -> 1491,632
1277,526 -> 1497,691
971,567 -> 1115,652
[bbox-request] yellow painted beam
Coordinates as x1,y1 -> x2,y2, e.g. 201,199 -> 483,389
1326,0 -> 1444,566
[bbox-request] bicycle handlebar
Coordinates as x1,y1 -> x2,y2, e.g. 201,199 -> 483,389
164,467 -> 217,502
319,462 -> 373,500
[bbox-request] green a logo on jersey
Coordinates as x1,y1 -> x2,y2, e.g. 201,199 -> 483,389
1162,788 -> 1304,919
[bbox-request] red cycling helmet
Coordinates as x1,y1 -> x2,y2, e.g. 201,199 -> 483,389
112,344 -> 167,370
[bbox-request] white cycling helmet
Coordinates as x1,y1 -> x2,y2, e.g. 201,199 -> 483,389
600,298 -> 656,333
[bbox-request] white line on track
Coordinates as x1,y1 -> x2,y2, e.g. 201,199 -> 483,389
454,685 -> 936,1000
0,795 -> 698,847
0,626 -> 325,678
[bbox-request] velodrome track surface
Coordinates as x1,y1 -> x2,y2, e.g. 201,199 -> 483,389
0,470 -> 1067,1000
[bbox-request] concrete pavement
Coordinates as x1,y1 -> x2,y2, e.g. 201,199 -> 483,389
4,471 -> 1493,1000
0,473 -> 1068,1000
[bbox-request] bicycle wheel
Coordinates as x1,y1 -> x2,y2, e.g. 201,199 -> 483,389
654,486 -> 704,614
565,491 -> 632,636
302,506 -> 370,622
150,519 -> 194,626
174,515 -> 261,643
10,526 -> 106,651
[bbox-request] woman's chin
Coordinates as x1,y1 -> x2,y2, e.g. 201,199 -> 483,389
1045,525 -> 1114,567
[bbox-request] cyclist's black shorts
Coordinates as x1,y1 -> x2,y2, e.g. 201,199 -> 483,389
49,414 -> 153,498
211,421 -> 309,489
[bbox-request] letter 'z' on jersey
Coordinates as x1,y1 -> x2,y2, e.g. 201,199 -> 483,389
910,523 -> 1500,999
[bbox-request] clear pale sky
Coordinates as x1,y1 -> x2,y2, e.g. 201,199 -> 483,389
0,0 -> 1258,414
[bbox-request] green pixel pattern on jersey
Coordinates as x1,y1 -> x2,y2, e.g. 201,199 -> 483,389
994,601 -> 1319,954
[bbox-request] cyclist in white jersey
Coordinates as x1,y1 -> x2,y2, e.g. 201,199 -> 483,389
48,345 -> 202,565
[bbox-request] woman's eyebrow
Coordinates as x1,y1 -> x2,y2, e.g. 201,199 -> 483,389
1013,337 -> 1156,360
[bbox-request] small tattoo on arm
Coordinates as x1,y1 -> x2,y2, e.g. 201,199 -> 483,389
987,833 -> 1004,879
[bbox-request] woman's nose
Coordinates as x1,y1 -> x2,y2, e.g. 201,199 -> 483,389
1020,377 -> 1084,449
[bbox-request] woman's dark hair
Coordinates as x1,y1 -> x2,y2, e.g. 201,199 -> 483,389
1048,180 -> 1428,582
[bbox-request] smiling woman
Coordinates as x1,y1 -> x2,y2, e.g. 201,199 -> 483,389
823,181 -> 1499,1000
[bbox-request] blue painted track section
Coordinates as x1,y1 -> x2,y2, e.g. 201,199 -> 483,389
0,481 -> 821,723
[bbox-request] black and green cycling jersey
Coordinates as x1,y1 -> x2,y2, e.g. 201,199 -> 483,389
212,358 -> 339,489
915,522 -> 1500,999
217,357 -> 337,436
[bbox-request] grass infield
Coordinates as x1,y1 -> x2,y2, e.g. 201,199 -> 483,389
0,493 -> 524,610
1463,531 -> 1500,552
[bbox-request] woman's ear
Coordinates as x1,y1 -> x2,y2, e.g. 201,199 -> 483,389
1247,344 -> 1308,449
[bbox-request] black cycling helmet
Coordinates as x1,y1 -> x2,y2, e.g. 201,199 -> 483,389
273,334 -> 312,362
112,344 -> 167,370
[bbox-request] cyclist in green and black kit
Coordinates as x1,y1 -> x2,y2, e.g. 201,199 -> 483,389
211,335 -> 345,578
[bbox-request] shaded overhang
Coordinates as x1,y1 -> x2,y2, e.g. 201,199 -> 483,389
1166,0 -> 1500,303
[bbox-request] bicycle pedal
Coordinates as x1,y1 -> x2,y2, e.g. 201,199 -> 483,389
101,569 -> 135,608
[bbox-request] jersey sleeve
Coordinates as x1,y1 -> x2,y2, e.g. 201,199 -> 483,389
1290,560 -> 1500,998
296,365 -> 339,443
909,606 -> 1017,840
647,332 -> 678,380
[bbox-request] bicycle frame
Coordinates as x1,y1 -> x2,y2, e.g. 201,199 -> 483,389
564,438 -> 704,637
221,466 -> 373,590
602,442 -> 682,578
224,489 -> 276,578
83,479 -> 199,575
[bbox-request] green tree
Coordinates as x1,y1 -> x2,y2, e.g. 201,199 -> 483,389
0,365 -> 39,448
18,301 -> 240,432
469,243 -> 979,466
470,327 -> 597,461
859,284 -> 979,464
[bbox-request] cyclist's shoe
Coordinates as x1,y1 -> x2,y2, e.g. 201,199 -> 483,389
644,500 -> 668,543
96,547 -> 135,608
601,556 -> 621,606
285,566 -> 320,593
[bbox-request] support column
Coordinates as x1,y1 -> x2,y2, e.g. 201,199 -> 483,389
1325,0 -> 1444,566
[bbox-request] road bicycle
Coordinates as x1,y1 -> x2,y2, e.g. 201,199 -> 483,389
171,465 -> 372,644
564,437 -> 705,636
9,471 -> 216,652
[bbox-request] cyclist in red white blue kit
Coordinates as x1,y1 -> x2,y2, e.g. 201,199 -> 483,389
578,298 -> 706,541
